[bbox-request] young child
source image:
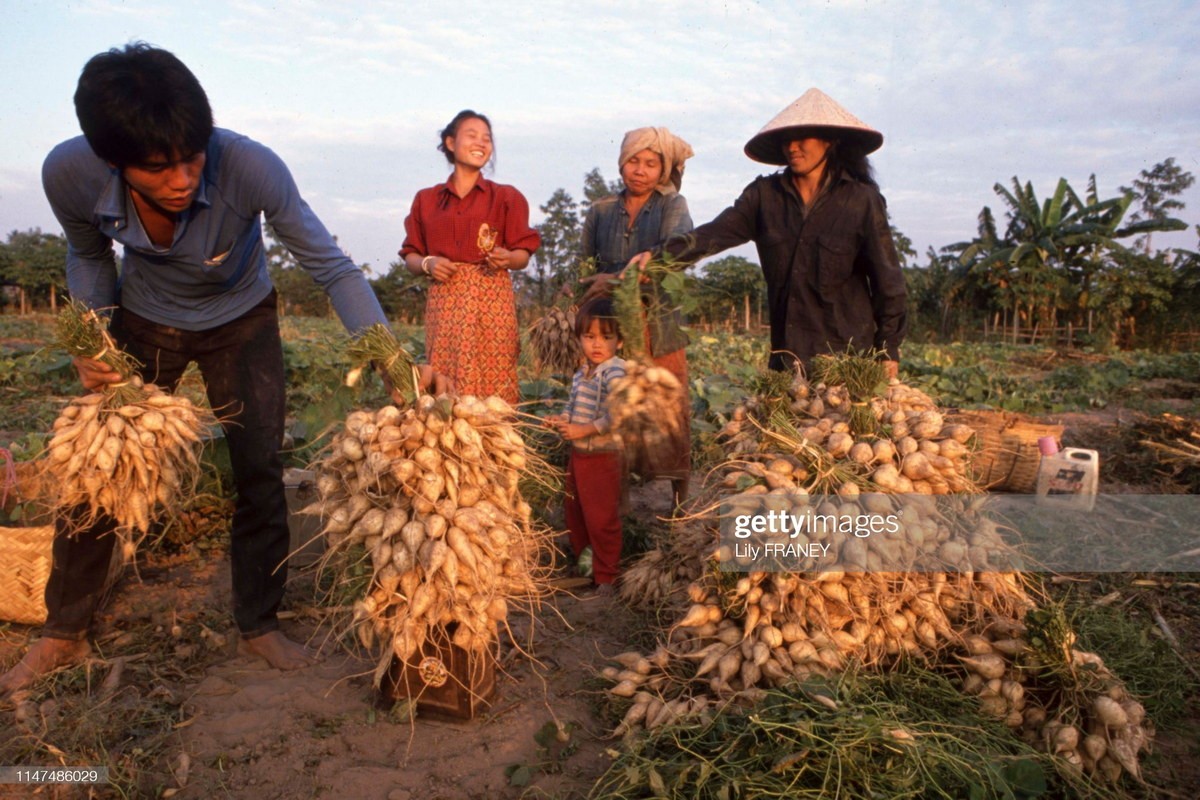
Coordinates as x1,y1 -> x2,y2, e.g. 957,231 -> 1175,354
551,298 -> 627,596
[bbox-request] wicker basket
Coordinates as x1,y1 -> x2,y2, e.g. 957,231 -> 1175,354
0,524 -> 126,626
0,525 -> 56,625
948,410 -> 1064,493
2,451 -> 129,625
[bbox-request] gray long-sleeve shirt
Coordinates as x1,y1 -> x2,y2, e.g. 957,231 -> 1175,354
42,128 -> 387,333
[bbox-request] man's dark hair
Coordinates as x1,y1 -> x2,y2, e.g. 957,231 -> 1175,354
74,42 -> 213,167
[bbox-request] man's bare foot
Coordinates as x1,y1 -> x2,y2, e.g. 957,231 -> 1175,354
0,638 -> 91,696
237,630 -> 319,670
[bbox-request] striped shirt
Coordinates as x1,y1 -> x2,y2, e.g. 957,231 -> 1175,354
565,356 -> 627,451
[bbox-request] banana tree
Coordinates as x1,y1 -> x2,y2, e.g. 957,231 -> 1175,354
960,176 -> 1185,342
952,206 -> 1019,339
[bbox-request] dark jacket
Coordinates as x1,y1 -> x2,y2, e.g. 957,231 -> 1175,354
662,170 -> 907,370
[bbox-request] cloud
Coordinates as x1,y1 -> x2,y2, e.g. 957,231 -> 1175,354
76,0 -> 163,16
3,0 -> 1199,271
0,167 -> 32,195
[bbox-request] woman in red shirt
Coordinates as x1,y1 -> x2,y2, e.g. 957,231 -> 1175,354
401,110 -> 541,403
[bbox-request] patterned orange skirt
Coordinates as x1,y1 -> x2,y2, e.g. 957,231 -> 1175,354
425,262 -> 519,403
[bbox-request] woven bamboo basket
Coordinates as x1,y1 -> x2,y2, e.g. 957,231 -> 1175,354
2,456 -> 125,625
0,525 -> 57,625
0,525 -> 126,626
948,410 -> 1064,493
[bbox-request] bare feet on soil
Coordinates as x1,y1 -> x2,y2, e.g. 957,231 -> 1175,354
0,637 -> 91,696
237,630 -> 320,670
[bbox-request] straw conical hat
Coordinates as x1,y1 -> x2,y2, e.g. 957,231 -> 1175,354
744,88 -> 883,165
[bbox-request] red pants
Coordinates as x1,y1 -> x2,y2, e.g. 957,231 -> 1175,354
564,449 -> 623,585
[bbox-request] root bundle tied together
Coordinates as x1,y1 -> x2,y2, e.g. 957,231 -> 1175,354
306,394 -> 555,684
528,307 -> 581,375
44,301 -> 212,554
607,361 -> 688,473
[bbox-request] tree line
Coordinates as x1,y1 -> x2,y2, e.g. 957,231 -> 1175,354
0,229 -> 67,314
906,158 -> 1197,348
4,159 -> 1197,350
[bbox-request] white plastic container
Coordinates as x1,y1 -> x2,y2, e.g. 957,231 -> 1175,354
1035,438 -> 1099,512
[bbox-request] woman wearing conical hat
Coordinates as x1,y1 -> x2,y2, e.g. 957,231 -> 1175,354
630,89 -> 907,376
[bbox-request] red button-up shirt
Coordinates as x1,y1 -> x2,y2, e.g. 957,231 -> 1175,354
399,176 -> 541,262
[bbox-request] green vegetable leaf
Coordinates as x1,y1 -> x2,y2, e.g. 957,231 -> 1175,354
534,720 -> 558,748
1001,758 -> 1048,797
505,764 -> 534,787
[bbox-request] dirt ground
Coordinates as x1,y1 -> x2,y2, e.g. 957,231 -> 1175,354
3,411 -> 1199,798
0,486 -> 673,800
161,577 -> 634,800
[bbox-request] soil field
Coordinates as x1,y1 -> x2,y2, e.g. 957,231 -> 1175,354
2,318 -> 1198,799
0,484 -> 673,800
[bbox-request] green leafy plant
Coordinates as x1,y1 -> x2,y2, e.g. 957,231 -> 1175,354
589,667 -> 1119,800
505,720 -> 581,787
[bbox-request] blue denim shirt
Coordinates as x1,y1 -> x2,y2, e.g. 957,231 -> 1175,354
42,128 -> 387,333
580,190 -> 693,356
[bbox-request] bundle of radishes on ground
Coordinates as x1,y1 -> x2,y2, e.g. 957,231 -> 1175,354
43,301 -> 212,554
527,259 -> 596,377
304,325 -> 555,685
528,307 -> 581,375
606,354 -> 1151,784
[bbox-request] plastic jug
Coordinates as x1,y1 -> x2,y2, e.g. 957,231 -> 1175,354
1035,437 -> 1099,512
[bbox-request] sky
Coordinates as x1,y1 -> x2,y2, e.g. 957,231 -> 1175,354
2,0 -> 1199,275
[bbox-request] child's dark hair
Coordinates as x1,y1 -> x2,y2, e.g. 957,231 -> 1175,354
74,42 -> 213,167
574,297 -> 622,340
438,109 -> 494,167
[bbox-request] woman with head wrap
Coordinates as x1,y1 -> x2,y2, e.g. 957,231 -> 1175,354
579,127 -> 695,511
629,89 -> 907,378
